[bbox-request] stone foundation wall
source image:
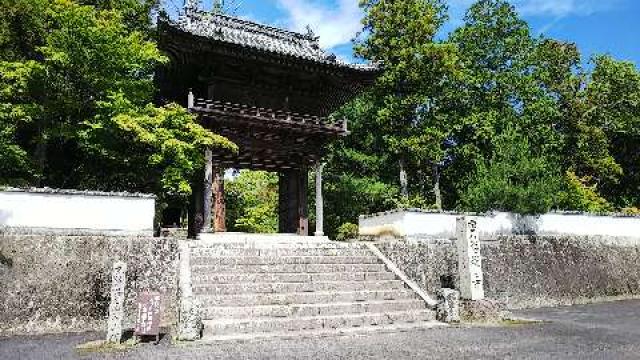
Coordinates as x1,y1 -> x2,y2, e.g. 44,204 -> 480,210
376,236 -> 640,309
0,234 -> 179,336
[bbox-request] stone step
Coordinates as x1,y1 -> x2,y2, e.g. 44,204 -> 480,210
191,263 -> 387,274
203,310 -> 436,335
190,236 -> 355,250
196,289 -> 418,307
192,271 -> 396,285
200,320 -> 446,342
202,299 -> 426,319
189,247 -> 373,257
196,233 -> 331,244
192,280 -> 406,295
190,255 -> 380,266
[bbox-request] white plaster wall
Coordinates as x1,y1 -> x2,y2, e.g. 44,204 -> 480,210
359,210 -> 640,241
0,191 -> 155,232
359,211 -> 407,236
403,212 -> 457,237
537,213 -> 640,238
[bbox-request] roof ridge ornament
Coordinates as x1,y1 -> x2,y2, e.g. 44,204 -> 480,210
304,25 -> 320,42
179,0 -> 201,26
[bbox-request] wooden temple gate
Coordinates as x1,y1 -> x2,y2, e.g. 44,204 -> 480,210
157,4 -> 378,237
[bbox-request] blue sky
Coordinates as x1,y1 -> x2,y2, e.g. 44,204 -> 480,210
169,0 -> 639,67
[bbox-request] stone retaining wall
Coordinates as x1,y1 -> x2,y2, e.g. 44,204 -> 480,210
376,236 -> 640,309
0,234 -> 179,336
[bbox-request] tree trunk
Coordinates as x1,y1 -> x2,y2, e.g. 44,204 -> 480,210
432,163 -> 442,210
399,158 -> 408,199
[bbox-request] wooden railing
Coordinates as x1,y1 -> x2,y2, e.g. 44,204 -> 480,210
191,98 -> 347,133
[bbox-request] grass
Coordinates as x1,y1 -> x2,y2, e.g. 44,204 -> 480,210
75,337 -> 139,354
500,318 -> 545,326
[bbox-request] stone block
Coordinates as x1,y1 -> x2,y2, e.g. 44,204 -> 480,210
460,299 -> 508,323
436,288 -> 460,323
177,297 -> 203,341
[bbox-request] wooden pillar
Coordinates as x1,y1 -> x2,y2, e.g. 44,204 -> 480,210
298,165 -> 309,236
187,168 -> 204,239
278,170 -> 296,234
278,168 -> 308,235
314,162 -> 325,237
213,168 -> 226,232
202,149 -> 213,232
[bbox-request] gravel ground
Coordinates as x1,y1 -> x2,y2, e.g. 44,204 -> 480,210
2,300 -> 639,360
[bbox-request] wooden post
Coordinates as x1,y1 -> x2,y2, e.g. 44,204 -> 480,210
202,149 -> 213,232
278,171 -> 294,234
314,162 -> 325,236
187,168 -> 204,238
298,165 -> 308,236
213,168 -> 226,232
278,169 -> 308,235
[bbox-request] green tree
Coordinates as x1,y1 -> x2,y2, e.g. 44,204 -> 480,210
445,0 -> 624,210
320,95 -> 404,238
583,56 -> 640,208
0,0 -> 235,199
225,170 -> 278,233
355,0 -> 459,207
459,127 -> 562,214
444,0 -> 560,202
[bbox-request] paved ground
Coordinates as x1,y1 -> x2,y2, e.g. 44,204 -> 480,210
2,300 -> 639,360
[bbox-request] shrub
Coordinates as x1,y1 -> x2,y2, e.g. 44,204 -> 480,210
335,222 -> 359,241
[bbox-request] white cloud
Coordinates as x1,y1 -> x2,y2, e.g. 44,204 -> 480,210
514,0 -> 620,17
448,0 -> 620,20
275,0 -> 362,49
275,0 -> 621,50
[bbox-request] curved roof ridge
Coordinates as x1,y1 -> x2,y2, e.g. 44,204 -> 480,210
171,10 -> 379,72
204,12 -> 319,42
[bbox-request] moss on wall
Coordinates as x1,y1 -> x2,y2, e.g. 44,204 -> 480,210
377,236 -> 640,309
0,234 -> 179,335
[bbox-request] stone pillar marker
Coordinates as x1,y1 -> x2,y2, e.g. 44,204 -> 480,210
456,216 -> 484,300
314,162 -> 325,237
106,261 -> 127,343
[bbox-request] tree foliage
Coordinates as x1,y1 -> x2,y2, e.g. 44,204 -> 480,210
322,0 -> 640,233
459,127 -> 563,214
1,0 -> 639,237
225,171 -> 278,233
0,0 -> 235,198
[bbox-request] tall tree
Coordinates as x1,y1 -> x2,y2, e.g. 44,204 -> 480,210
355,0 -> 459,207
0,0 -> 236,198
445,0 -> 622,211
584,56 -> 640,208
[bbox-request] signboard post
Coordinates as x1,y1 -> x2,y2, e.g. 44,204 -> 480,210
135,291 -> 162,344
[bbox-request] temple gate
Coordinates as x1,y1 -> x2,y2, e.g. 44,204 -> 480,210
157,4 -> 378,237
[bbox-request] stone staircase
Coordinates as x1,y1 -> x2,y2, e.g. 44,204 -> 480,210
184,234 -> 441,341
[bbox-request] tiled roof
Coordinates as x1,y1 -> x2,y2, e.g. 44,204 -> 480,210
175,10 -> 378,72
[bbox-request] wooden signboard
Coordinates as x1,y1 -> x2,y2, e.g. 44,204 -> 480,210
135,291 -> 162,343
